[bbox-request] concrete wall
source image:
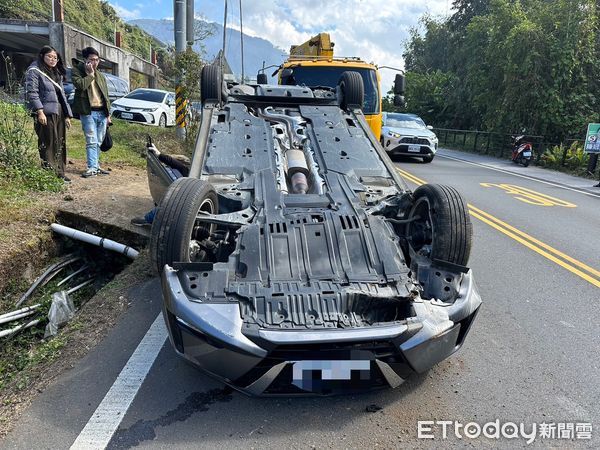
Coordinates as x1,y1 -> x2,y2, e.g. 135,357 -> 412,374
49,22 -> 158,87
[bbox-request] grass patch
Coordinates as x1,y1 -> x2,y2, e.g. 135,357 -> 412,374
1,114 -> 182,230
66,119 -> 185,169
0,175 -> 32,222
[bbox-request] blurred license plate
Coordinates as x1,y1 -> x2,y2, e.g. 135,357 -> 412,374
293,360 -> 370,381
408,144 -> 421,152
523,151 -> 531,157
122,112 -> 133,119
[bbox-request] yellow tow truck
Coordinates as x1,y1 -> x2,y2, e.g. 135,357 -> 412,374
276,33 -> 404,138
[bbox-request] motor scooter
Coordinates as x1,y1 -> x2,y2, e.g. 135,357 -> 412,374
511,135 -> 533,167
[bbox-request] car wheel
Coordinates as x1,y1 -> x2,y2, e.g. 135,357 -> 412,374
422,155 -> 434,163
151,178 -> 219,273
201,64 -> 222,104
158,113 -> 167,128
406,184 -> 472,266
338,71 -> 364,110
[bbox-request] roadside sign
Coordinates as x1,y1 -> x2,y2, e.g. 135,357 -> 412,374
584,123 -> 600,153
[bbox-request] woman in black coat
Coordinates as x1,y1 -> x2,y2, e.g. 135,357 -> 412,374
25,45 -> 73,181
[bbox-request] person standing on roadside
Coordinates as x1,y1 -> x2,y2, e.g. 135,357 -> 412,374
72,47 -> 111,178
25,46 -> 73,182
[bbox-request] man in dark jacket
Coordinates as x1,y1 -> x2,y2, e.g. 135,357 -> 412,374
72,47 -> 112,178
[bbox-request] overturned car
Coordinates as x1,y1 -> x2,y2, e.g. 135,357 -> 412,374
147,67 -> 482,396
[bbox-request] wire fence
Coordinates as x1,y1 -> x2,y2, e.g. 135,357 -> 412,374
433,128 -> 583,167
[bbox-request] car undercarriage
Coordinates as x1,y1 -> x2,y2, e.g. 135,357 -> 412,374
148,68 -> 482,395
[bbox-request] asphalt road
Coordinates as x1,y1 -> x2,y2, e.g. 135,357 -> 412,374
3,148 -> 599,449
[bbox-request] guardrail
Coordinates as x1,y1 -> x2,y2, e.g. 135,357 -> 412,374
432,128 -> 582,167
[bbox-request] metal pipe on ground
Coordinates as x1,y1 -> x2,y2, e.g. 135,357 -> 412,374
0,308 -> 38,325
0,304 -> 41,322
0,319 -> 41,339
67,278 -> 95,295
0,309 -> 36,325
57,264 -> 89,287
15,255 -> 80,308
50,224 -> 139,259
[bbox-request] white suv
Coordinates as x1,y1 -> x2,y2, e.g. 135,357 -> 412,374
380,112 -> 438,163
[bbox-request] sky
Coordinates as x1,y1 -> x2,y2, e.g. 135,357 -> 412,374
110,0 -> 452,91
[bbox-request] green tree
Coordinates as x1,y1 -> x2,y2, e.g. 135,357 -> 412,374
402,0 -> 600,139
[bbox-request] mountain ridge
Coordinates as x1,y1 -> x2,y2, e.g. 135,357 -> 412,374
129,18 -> 288,82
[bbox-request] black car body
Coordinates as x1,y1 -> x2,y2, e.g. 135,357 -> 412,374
148,68 -> 482,396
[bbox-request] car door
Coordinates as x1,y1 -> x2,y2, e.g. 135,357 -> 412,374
146,151 -> 179,204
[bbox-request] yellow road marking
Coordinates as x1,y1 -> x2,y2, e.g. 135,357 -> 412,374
480,183 -> 577,207
397,168 -> 425,186
468,205 -> 600,279
396,167 -> 600,288
469,210 -> 600,288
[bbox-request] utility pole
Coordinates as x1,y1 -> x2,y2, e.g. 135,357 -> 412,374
239,0 -> 244,83
174,0 -> 187,140
186,0 -> 194,48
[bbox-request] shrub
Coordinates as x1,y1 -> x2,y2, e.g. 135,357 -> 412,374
0,102 -> 36,170
0,101 -> 63,192
539,142 -> 589,175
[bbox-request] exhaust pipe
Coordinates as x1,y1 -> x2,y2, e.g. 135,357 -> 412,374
257,107 -> 310,194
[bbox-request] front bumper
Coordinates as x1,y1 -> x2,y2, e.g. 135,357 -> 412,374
383,137 -> 437,157
110,109 -> 158,126
161,266 -> 481,396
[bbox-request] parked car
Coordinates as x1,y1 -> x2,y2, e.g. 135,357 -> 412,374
147,66 -> 482,396
110,88 -> 176,127
63,68 -> 129,106
380,112 -> 439,163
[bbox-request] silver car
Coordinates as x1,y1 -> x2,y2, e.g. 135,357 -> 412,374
149,67 -> 481,396
381,112 -> 438,163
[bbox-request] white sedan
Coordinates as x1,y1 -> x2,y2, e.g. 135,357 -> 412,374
110,88 -> 176,127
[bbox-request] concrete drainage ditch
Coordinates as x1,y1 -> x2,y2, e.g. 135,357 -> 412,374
0,209 -> 149,357
0,210 -> 152,435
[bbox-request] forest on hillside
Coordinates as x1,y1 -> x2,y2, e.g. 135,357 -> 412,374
402,0 -> 600,141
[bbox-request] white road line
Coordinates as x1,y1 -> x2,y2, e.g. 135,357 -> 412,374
438,153 -> 600,199
70,313 -> 168,450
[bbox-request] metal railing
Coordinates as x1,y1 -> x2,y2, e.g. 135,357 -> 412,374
433,128 -> 582,167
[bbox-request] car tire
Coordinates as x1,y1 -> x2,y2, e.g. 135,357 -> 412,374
338,71 -> 364,110
158,113 -> 167,128
201,64 -> 222,104
422,155 -> 434,163
406,184 -> 472,266
151,178 -> 219,273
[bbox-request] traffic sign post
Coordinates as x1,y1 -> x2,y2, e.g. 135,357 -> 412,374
584,123 -> 600,153
585,123 -> 600,186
